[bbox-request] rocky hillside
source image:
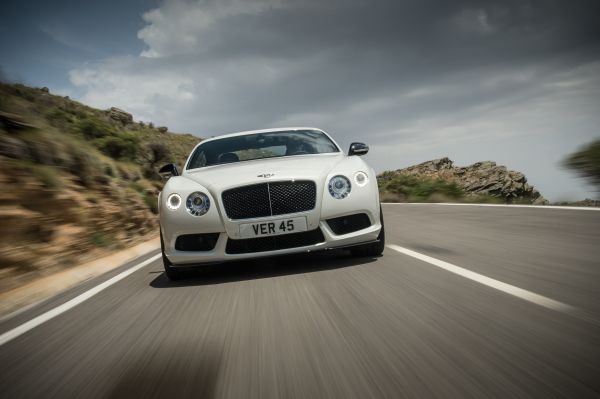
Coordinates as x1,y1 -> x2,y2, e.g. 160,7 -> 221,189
378,157 -> 547,204
0,83 -> 201,292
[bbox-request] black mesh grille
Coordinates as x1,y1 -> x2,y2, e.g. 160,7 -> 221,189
175,233 -> 220,251
225,228 -> 325,254
327,213 -> 371,235
270,181 -> 316,215
222,183 -> 271,219
222,181 -> 316,220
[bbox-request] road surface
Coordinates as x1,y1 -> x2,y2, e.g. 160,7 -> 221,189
1,204 -> 599,398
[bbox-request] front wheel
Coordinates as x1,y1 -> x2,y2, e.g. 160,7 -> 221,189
351,206 -> 385,257
160,229 -> 185,280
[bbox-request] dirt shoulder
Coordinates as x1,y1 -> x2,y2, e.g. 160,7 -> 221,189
0,236 -> 159,320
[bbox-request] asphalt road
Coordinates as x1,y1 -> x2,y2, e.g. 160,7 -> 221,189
1,204 -> 599,398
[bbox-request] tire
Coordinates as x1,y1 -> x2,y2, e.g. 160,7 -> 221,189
351,206 -> 385,257
160,229 -> 185,280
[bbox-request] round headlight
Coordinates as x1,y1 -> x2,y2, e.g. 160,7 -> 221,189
354,171 -> 369,187
166,193 -> 181,210
328,175 -> 351,199
186,192 -> 210,216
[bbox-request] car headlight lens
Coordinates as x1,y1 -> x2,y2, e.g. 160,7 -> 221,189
354,171 -> 368,187
186,192 -> 210,216
166,193 -> 181,210
328,175 -> 351,199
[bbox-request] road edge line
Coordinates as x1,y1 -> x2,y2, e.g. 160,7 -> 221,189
0,253 -> 161,347
381,203 -> 600,211
386,244 -> 575,313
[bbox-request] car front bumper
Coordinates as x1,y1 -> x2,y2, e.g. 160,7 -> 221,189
163,216 -> 382,266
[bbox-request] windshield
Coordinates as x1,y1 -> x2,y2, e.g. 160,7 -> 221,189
186,130 -> 340,169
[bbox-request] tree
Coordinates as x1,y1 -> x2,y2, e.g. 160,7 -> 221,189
143,142 -> 171,168
563,139 -> 600,190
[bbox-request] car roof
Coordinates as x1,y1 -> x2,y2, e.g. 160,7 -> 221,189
199,127 -> 328,144
183,127 -> 343,170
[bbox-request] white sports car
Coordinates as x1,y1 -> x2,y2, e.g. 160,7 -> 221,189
158,127 -> 384,280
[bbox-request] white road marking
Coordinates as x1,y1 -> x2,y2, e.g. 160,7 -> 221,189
386,244 -> 575,313
0,253 -> 161,347
382,203 -> 600,211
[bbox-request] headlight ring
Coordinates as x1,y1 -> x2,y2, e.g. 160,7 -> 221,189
166,193 -> 182,210
328,175 -> 351,199
354,171 -> 369,187
186,192 -> 210,216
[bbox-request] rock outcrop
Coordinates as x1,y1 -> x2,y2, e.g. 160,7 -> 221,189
391,157 -> 547,204
107,107 -> 133,125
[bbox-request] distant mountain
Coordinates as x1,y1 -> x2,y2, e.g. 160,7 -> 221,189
378,157 -> 547,204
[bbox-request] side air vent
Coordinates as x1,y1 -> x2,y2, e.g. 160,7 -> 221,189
175,233 -> 220,251
327,213 -> 371,235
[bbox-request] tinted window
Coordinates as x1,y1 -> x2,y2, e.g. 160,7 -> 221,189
186,130 -> 339,169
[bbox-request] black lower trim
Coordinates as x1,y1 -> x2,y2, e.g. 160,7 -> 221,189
175,233 -> 220,251
226,228 -> 325,254
326,213 -> 371,235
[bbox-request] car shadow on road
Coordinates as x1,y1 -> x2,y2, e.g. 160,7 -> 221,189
108,340 -> 221,399
149,249 -> 379,288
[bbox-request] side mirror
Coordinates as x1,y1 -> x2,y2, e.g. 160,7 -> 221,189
348,142 -> 369,156
158,163 -> 179,180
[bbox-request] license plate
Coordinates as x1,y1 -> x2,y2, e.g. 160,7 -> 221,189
239,217 -> 307,239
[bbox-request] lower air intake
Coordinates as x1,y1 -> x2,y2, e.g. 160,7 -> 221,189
175,233 -> 220,251
326,213 -> 371,235
225,228 -> 325,254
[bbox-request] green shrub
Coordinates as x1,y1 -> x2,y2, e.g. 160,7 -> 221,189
411,179 -> 463,200
104,164 -> 115,177
63,105 -> 88,119
143,193 -> 159,214
141,166 -> 156,180
563,139 -> 600,189
378,174 -> 464,202
89,232 -> 114,248
45,107 -> 73,127
14,85 -> 36,102
77,118 -> 117,139
8,159 -> 62,189
94,133 -> 139,160
129,181 -> 146,194
32,165 -> 61,188
379,174 -> 418,196
142,142 -> 170,168
66,145 -> 95,187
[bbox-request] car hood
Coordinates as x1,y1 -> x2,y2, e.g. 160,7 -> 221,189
183,153 -> 345,193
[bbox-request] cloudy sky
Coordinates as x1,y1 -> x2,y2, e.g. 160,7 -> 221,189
2,0 -> 599,200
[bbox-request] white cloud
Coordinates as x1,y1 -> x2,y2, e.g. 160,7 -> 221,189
138,0 -> 284,57
69,56 -> 197,124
